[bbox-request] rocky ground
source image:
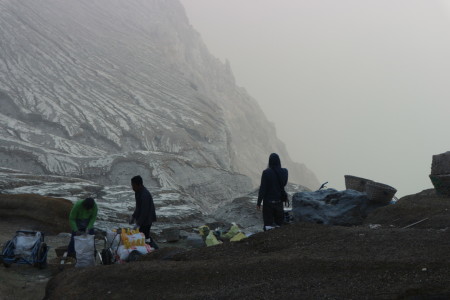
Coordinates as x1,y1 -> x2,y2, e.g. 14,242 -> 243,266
0,194 -> 74,300
2,189 -> 450,299
0,218 -> 67,300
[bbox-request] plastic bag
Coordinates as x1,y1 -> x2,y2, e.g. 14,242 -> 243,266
117,245 -> 129,261
205,231 -> 222,247
121,230 -> 146,248
230,232 -> 247,242
117,244 -> 152,261
222,223 -> 240,239
14,232 -> 41,257
106,229 -> 120,250
74,234 -> 95,268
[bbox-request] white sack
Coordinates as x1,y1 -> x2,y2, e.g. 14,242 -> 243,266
117,245 -> 152,261
14,232 -> 41,257
74,234 -> 95,268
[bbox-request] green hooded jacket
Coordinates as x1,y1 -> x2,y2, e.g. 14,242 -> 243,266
69,199 -> 98,231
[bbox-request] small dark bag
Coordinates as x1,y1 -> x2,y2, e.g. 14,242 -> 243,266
274,169 -> 290,207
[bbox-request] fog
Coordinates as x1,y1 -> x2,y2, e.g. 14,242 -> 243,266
181,0 -> 450,196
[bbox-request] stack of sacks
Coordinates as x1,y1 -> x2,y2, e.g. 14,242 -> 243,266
117,228 -> 153,261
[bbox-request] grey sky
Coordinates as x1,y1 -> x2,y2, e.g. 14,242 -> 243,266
180,0 -> 450,197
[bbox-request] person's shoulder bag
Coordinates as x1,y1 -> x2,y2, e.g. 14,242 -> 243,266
274,169 -> 290,207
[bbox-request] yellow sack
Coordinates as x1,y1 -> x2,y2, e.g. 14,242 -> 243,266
222,223 -> 240,239
230,232 -> 247,242
205,231 -> 222,247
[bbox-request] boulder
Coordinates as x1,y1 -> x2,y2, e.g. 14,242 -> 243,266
0,194 -> 72,234
292,189 -> 387,226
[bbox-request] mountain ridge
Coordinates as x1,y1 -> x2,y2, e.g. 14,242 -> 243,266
0,0 -> 319,206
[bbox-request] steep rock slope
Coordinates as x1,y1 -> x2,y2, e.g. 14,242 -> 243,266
0,0 -> 319,206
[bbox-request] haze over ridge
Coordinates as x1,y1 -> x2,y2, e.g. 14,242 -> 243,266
181,0 -> 450,196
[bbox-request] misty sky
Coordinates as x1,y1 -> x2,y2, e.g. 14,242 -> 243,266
181,0 -> 450,197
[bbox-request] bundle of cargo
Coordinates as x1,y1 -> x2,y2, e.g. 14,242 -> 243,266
102,228 -> 153,264
429,151 -> 450,196
344,175 -> 373,192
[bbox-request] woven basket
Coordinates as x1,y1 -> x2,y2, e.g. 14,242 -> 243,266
431,152 -> 450,175
429,174 -> 450,196
365,181 -> 397,204
344,175 -> 373,192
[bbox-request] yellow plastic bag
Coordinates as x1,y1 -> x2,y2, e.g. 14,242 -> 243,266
222,223 -> 240,239
230,232 -> 247,242
205,231 -> 222,247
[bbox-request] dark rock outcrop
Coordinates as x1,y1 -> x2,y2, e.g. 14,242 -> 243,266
0,194 -> 72,234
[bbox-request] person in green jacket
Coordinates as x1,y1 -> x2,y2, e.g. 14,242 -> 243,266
67,197 -> 98,255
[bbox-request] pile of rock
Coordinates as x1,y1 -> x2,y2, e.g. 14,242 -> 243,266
430,151 -> 450,196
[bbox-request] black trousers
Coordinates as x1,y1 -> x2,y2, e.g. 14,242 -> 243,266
139,223 -> 152,239
262,202 -> 284,229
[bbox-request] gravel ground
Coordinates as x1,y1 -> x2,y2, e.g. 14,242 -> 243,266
44,219 -> 450,299
0,218 -> 66,300
46,191 -> 450,300
3,189 -> 450,300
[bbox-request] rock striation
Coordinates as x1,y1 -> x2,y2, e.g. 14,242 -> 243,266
0,167 -> 210,231
0,0 -> 319,210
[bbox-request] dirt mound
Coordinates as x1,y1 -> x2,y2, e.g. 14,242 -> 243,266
0,194 -> 72,234
364,189 -> 450,229
45,219 -> 450,299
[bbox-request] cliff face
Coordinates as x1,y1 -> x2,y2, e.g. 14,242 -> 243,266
0,0 -> 319,207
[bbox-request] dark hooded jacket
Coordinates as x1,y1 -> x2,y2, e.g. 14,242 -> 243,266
257,153 -> 288,206
132,186 -> 157,226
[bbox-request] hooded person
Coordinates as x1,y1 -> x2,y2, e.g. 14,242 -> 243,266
67,197 -> 98,255
256,153 -> 289,231
129,175 -> 157,243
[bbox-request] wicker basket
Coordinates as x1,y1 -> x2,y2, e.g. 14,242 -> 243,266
431,151 -> 450,175
344,175 -> 373,192
429,174 -> 450,196
365,181 -> 397,204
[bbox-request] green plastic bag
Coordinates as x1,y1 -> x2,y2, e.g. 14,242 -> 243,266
222,223 -> 240,239
205,231 -> 222,247
230,232 -> 247,242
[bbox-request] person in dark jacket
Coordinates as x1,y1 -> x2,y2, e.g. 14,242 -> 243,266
129,175 -> 157,241
256,153 -> 288,231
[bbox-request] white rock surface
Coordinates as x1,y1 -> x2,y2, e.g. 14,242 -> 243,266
0,0 -> 319,215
